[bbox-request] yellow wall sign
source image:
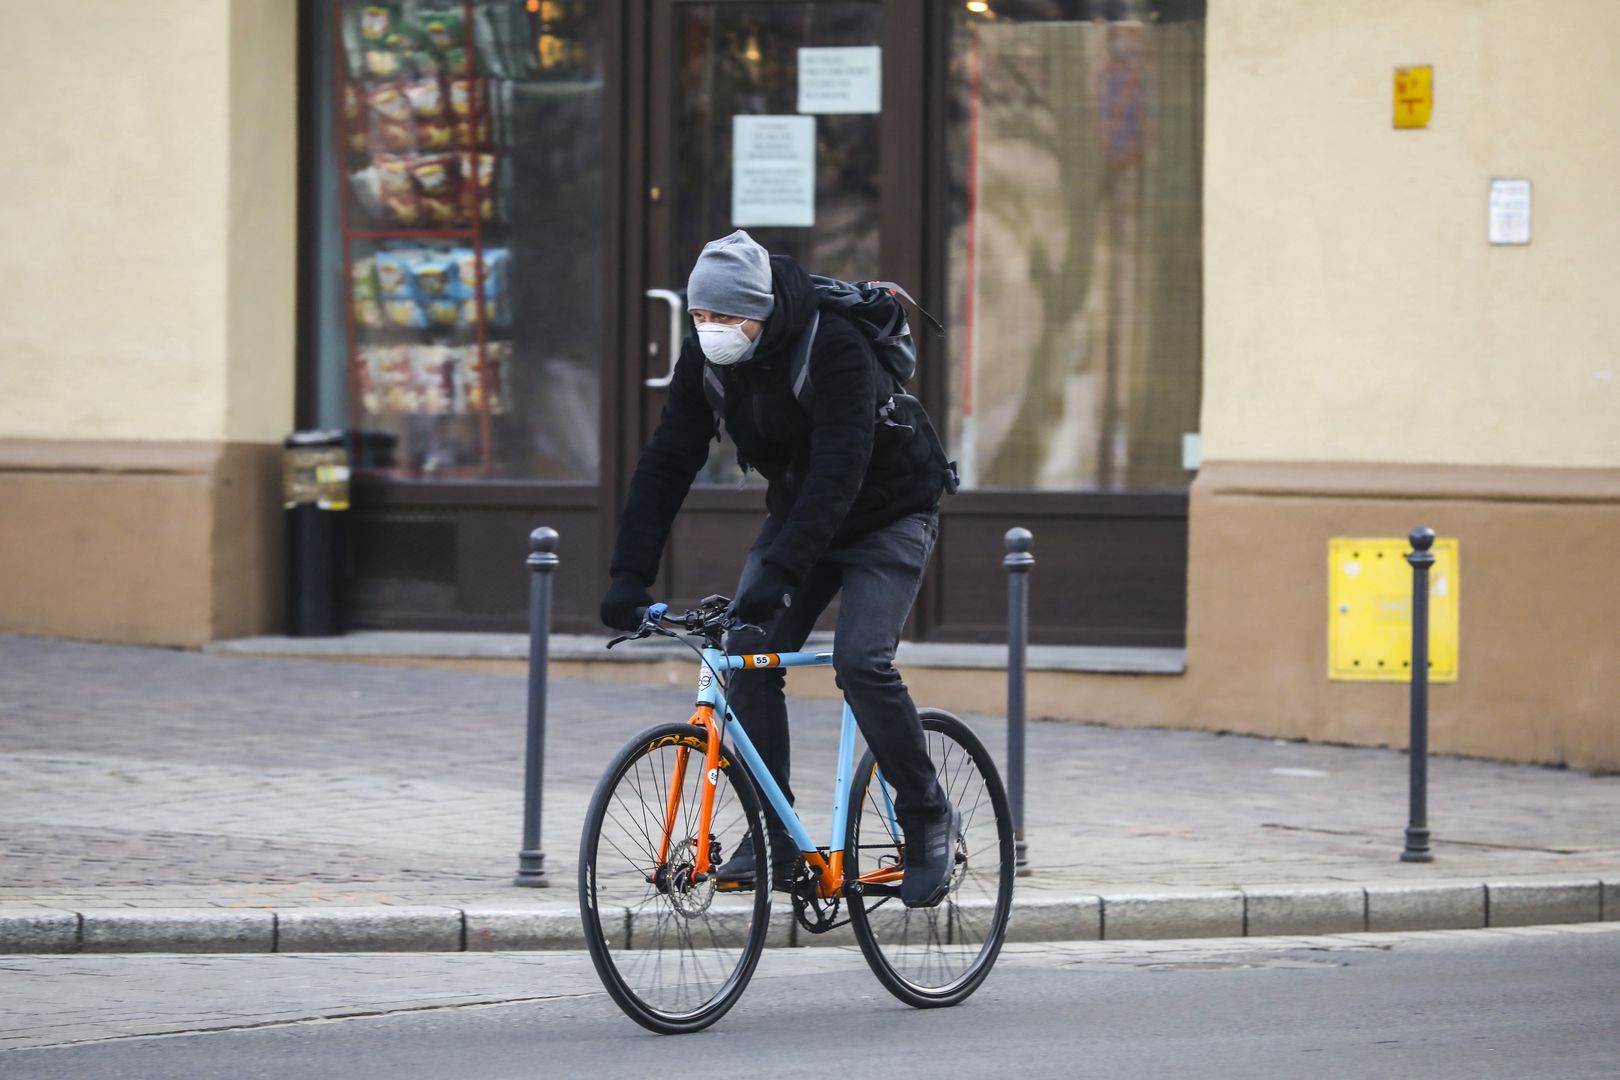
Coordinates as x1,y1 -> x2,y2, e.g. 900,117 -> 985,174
1329,538 -> 1459,682
1394,65 -> 1433,129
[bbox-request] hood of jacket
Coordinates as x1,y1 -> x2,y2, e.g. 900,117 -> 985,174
746,255 -> 818,362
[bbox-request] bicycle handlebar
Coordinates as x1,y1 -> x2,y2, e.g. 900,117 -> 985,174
609,595 -> 752,650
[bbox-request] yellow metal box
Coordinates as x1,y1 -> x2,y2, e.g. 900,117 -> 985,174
1328,537 -> 1459,682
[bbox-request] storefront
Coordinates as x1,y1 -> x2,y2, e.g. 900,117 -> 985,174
299,0 -> 1206,641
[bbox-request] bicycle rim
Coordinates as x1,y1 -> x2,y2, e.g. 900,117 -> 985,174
845,709 -> 1014,1007
579,722 -> 770,1034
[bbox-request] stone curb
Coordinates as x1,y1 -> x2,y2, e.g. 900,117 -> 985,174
2,878 -> 1609,954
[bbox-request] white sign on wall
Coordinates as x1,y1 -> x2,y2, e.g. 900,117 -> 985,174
1488,178 -> 1532,245
797,46 -> 882,114
732,115 -> 816,227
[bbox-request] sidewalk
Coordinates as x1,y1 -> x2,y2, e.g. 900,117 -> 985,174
1,634 -> 1615,952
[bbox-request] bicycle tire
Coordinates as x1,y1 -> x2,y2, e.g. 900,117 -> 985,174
579,721 -> 772,1034
844,708 -> 1014,1008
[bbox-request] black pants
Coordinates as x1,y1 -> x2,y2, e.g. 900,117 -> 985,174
725,510 -> 948,836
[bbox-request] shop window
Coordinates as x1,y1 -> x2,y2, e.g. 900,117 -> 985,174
308,1 -> 605,481
945,0 -> 1205,491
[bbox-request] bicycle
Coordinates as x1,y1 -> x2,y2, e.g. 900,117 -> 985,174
578,595 -> 1015,1034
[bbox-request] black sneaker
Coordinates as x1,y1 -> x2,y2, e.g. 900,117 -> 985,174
900,801 -> 961,908
714,832 -> 800,891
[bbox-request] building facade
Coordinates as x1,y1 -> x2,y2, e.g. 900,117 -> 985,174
2,0 -> 1615,768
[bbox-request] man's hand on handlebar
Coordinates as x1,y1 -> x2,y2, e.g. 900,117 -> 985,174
603,595 -> 761,648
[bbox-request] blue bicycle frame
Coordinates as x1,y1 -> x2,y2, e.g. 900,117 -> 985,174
694,645 -> 899,890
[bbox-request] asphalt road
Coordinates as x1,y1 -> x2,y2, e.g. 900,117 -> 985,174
5,926 -> 1619,1079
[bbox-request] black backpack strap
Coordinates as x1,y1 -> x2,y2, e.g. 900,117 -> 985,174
787,309 -> 820,410
702,363 -> 727,416
867,280 -> 945,337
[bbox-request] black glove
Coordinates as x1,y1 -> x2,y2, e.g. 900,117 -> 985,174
731,565 -> 795,628
600,575 -> 653,631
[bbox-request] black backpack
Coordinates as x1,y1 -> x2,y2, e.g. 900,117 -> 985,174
700,277 -> 958,493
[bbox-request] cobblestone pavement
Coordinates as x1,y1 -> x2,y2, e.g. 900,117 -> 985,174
1,635 -> 1618,912
3,925 -> 1617,1052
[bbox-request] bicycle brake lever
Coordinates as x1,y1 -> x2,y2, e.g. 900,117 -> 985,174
718,616 -> 763,635
605,633 -> 635,649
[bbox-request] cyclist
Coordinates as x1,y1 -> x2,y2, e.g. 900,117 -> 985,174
600,230 -> 959,908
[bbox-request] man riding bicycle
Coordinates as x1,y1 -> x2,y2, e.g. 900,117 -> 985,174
599,230 -> 959,908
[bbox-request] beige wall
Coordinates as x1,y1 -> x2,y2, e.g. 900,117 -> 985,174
1203,0 -> 1620,468
0,1 -> 296,646
0,0 -> 295,445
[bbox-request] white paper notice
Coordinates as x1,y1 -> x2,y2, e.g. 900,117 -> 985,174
1488,178 -> 1532,245
797,46 -> 882,114
732,115 -> 816,228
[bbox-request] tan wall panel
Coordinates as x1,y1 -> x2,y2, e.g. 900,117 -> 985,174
1184,462 -> 1620,770
211,441 -> 285,641
0,440 -> 282,646
0,472 -> 215,647
1204,0 -> 1620,468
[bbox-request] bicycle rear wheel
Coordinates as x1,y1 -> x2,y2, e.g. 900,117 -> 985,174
579,721 -> 771,1034
844,708 -> 1014,1008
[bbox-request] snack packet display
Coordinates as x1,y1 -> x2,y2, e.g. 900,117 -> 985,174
376,157 -> 413,193
352,256 -> 378,300
410,252 -> 453,298
413,7 -> 466,53
408,154 -> 456,199
403,77 -> 445,119
408,49 -> 444,78
383,298 -> 427,329
410,345 -> 456,415
373,250 -> 418,298
348,165 -> 384,219
355,297 -> 384,330
367,82 -> 416,154
367,81 -> 412,123
364,49 -> 404,79
459,152 -> 497,222
422,195 -> 461,227
423,295 -> 461,328
373,157 -> 422,225
345,85 -> 369,153
376,344 -> 419,412
357,4 -> 400,45
449,247 -> 506,299
448,78 -> 485,117
455,343 -> 510,415
356,345 -> 382,413
416,119 -> 454,152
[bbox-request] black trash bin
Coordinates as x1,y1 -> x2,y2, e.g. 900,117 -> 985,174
283,430 -> 350,637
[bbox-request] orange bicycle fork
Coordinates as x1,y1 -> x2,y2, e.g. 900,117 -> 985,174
656,702 -> 905,900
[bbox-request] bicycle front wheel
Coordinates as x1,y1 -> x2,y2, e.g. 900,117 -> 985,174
844,708 -> 1014,1008
579,721 -> 771,1034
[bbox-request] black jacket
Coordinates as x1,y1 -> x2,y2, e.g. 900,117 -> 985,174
609,255 -> 948,588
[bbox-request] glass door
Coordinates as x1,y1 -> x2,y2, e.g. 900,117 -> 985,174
632,0 -> 905,604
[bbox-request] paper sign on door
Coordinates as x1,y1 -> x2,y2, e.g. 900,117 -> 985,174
732,115 -> 816,228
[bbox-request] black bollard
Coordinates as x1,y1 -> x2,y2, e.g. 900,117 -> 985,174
1401,527 -> 1436,863
514,527 -> 558,887
1005,528 -> 1033,875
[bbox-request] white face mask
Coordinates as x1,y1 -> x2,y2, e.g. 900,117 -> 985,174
695,321 -> 759,366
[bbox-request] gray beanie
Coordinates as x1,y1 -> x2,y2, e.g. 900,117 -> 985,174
686,230 -> 775,320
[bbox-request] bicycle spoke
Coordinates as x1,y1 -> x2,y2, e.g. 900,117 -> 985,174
585,732 -> 767,1028
848,714 -> 1011,1004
